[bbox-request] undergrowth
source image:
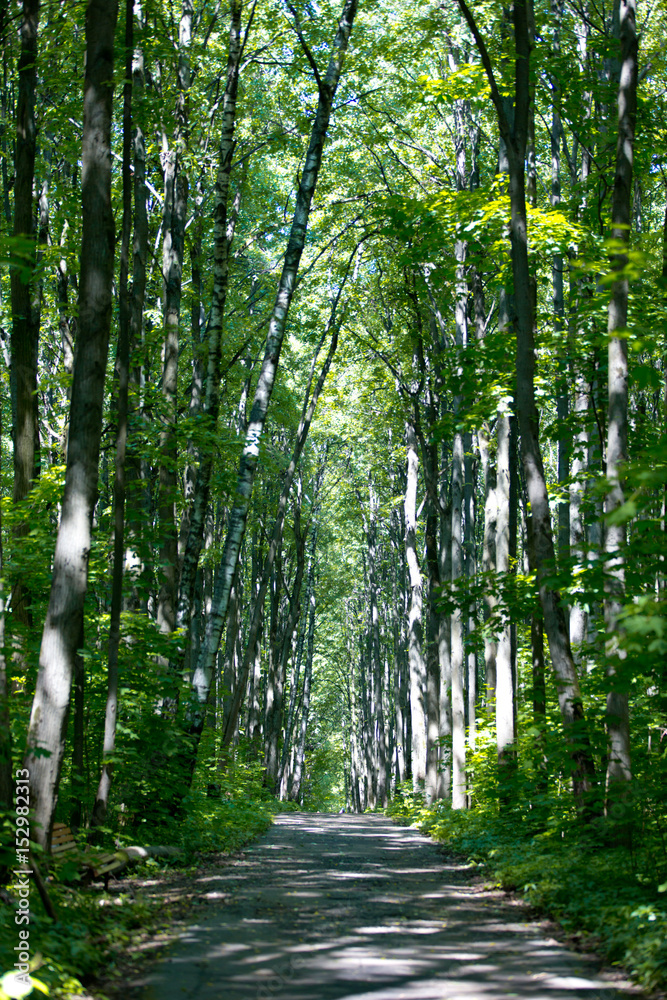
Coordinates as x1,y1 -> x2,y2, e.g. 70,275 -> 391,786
388,786 -> 667,993
0,761 -> 272,1000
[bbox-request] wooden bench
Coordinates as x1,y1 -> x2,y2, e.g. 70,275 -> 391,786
51,823 -> 129,890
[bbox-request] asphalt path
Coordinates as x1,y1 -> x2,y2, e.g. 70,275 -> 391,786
136,813 -> 634,1000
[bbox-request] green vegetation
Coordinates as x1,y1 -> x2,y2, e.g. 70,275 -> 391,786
1,0 -> 666,995
0,751 -> 272,999
388,746 -> 667,993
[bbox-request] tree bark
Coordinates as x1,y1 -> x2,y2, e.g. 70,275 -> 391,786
404,419 -> 427,788
10,0 -> 41,637
604,0 -> 638,804
156,0 -> 192,652
24,0 -> 119,850
91,0 -> 134,831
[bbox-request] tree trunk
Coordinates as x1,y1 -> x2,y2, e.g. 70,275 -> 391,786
424,494 -> 441,805
552,3 -> 569,569
0,405 -> 12,812
478,421 -> 497,702
176,0 -> 248,632
70,625 -> 85,829
290,577 -> 316,804
10,0 -> 41,638
156,0 -> 192,655
404,419 -> 427,789
24,0 -> 119,850
496,406 -> 516,772
124,37 -> 149,599
92,0 -> 134,831
450,231 -> 467,810
265,507 -> 307,793
464,429 -> 476,760
455,0 -> 597,808
279,540 -> 313,797
218,332 -> 337,751
451,427 -> 466,809
604,0 -> 637,806
368,484 -> 388,806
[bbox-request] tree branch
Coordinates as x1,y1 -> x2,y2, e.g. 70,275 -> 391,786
285,1 -> 323,95
452,0 -> 513,155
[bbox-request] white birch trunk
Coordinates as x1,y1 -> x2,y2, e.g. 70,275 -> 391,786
404,421 -> 427,788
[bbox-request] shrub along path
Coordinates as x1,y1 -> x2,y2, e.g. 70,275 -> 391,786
129,813 -> 642,1000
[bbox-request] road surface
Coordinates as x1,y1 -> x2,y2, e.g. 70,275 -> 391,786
136,812 -> 634,1000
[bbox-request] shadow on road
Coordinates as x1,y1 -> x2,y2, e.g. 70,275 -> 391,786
136,813 -> 632,1000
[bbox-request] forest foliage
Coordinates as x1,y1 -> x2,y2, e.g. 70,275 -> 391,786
0,0 -> 666,994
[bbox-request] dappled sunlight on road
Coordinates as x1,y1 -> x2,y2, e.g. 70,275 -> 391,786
136,814 -> 631,1000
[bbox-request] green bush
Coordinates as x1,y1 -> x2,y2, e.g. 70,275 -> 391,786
388,792 -> 667,992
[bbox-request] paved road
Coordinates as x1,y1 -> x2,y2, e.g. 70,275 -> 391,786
137,813 -> 633,1000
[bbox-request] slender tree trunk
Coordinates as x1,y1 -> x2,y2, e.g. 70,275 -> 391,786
569,381 -> 589,663
176,0 -> 249,631
456,0 -> 597,808
10,0 -> 41,638
157,0 -> 192,652
124,38 -> 148,596
91,0 -> 134,831
450,233 -> 467,809
568,77 -> 593,664
424,492 -> 441,805
451,428 -> 466,809
24,0 -> 119,850
279,540 -> 313,797
464,429 -> 476,759
265,508 -> 307,793
479,421 -> 497,702
368,485 -> 388,806
391,519 -> 407,786
186,0 -> 358,752
290,577 -> 316,803
496,406 -> 516,773
346,626 -> 362,810
218,334 -> 337,751
404,419 -> 427,789
604,0 -> 637,807
552,0 -> 569,569
410,366 -> 443,805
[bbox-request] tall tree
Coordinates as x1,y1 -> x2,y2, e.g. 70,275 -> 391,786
91,0 -> 135,829
604,0 -> 638,805
176,0 -> 250,635
455,0 -> 596,806
10,0 -> 41,634
186,0 -> 360,763
156,0 -> 193,648
24,0 -> 119,849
